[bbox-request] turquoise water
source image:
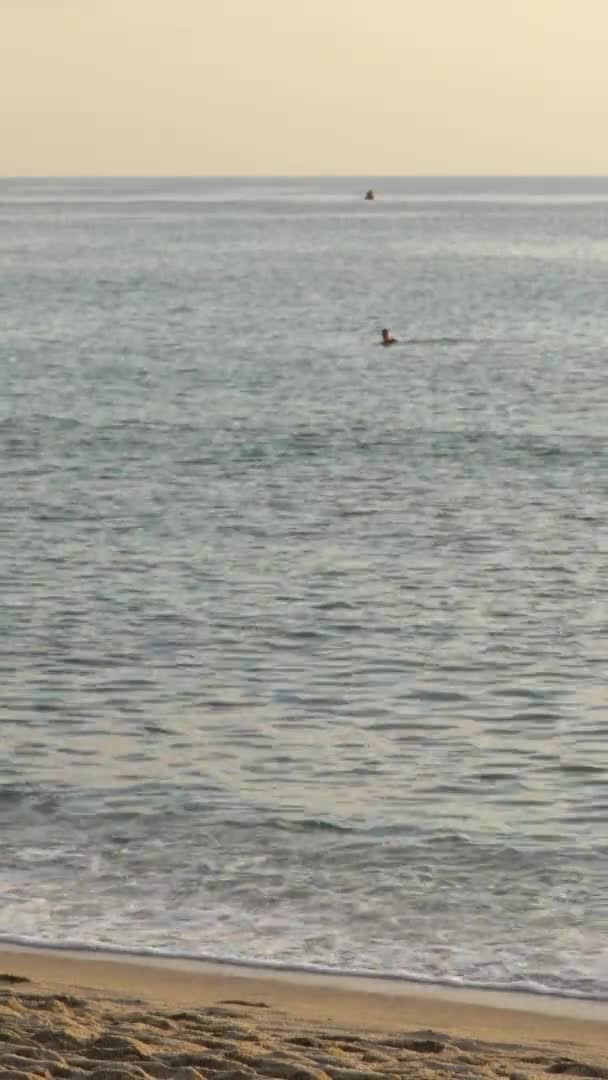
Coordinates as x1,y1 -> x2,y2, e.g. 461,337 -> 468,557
1,176 -> 607,998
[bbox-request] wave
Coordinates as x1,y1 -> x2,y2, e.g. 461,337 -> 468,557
396,337 -> 484,345
0,933 -> 605,1004
207,816 -> 356,834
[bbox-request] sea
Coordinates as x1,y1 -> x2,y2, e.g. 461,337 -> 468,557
1,175 -> 607,1003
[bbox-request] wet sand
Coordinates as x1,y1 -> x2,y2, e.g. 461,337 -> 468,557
0,946 -> 606,1080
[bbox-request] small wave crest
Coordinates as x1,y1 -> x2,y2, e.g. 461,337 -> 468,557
209,816 -> 356,835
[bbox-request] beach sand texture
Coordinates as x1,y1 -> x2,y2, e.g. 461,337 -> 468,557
0,951 -> 606,1080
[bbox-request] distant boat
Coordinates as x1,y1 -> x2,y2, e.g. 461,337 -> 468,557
364,189 -> 375,201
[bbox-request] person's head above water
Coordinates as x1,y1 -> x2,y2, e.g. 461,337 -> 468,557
381,328 -> 397,345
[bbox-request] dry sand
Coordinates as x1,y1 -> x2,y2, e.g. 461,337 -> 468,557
0,946 -> 606,1080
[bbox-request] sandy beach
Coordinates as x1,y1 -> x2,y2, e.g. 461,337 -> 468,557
0,947 -> 606,1080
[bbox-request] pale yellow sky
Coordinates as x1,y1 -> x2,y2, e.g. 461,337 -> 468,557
2,0 -> 607,176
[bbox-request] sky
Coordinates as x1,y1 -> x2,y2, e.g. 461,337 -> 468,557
2,0 -> 607,176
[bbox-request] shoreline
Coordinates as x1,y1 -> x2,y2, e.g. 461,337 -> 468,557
0,941 -> 604,1017
0,943 -> 606,1048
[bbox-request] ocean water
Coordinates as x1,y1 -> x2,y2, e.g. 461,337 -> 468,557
1,175 -> 608,1001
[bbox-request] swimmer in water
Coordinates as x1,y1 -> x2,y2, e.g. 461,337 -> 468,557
381,328 -> 397,346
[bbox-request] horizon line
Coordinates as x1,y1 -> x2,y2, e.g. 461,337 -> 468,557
2,172 -> 608,181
